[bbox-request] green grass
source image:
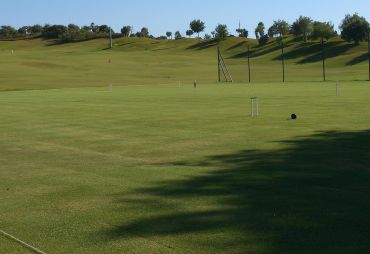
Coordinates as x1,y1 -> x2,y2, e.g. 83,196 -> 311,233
1,37 -> 370,253
0,37 -> 369,91
1,83 -> 370,253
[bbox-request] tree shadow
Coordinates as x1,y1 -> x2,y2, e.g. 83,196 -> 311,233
298,43 -> 356,64
274,42 -> 323,61
231,40 -> 281,59
105,130 -> 370,253
227,41 -> 247,51
346,53 -> 369,66
152,46 -> 179,51
230,40 -> 356,64
186,39 -> 219,50
273,42 -> 356,63
116,42 -> 136,47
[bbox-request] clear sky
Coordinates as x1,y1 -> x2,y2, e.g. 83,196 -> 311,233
1,0 -> 370,37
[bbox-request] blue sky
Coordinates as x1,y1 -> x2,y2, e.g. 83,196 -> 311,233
1,0 -> 370,37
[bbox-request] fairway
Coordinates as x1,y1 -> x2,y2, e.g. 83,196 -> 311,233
1,83 -> 370,253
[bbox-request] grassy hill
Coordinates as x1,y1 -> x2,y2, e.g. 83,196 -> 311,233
0,36 -> 369,91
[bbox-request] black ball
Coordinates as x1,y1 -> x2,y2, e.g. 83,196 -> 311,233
291,114 -> 297,120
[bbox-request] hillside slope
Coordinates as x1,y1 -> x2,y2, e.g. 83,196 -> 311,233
0,37 -> 368,91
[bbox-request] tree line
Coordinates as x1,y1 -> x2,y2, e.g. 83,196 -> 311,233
0,14 -> 369,45
252,14 -> 369,46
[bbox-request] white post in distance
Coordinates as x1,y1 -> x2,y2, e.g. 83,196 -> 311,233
250,97 -> 259,117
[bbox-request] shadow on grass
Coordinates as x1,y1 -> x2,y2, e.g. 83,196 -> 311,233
106,130 -> 370,253
186,39 -> 218,50
115,42 -> 136,47
152,46 -> 179,51
231,41 -> 356,64
298,43 -> 356,64
273,42 -> 356,64
346,53 -> 369,66
227,41 -> 247,51
231,41 -> 281,59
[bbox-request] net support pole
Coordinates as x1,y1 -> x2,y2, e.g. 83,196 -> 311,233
322,38 -> 326,82
368,31 -> 370,81
281,39 -> 285,83
248,45 -> 251,83
109,28 -> 113,49
217,47 -> 221,82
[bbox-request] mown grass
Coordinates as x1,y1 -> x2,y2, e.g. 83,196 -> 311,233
1,83 -> 369,253
0,37 -> 369,92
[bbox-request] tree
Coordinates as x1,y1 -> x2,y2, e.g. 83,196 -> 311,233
311,21 -> 336,81
121,26 -> 132,37
291,16 -> 313,42
236,28 -> 243,37
204,34 -> 211,40
81,26 -> 91,32
174,31 -> 182,40
215,24 -> 229,40
29,24 -> 43,35
98,25 -> 111,33
190,19 -> 205,38
186,30 -> 194,38
236,28 -> 248,38
254,22 -> 265,39
68,24 -> 80,32
138,27 -> 149,38
90,22 -> 99,32
42,25 -> 68,39
0,26 -> 17,38
270,20 -> 289,38
340,13 -> 369,45
311,21 -> 336,41
268,26 -> 277,38
166,31 -> 172,39
18,26 -> 29,36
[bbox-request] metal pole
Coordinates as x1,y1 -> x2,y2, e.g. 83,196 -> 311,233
248,45 -> 251,83
368,31 -> 370,81
322,38 -> 326,82
109,28 -> 113,49
218,47 -> 221,82
281,40 -> 285,83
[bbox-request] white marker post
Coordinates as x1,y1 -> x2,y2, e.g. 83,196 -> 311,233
336,83 -> 340,96
250,97 -> 259,117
